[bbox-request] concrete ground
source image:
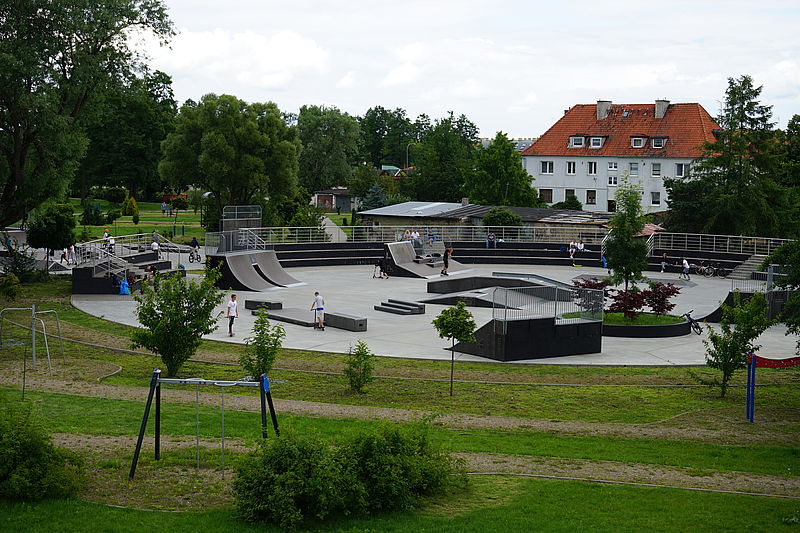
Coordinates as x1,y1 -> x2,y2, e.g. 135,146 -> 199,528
71,262 -> 798,366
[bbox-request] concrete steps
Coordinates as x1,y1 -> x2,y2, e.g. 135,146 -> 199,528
727,254 -> 768,280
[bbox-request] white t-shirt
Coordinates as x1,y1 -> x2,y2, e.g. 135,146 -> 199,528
410,231 -> 420,240
569,240 -> 576,250
227,299 -> 238,317
312,295 -> 324,310
577,242 -> 584,251
682,259 -> 690,269
151,241 -> 159,251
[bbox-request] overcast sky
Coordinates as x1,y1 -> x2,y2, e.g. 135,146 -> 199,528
142,0 -> 800,137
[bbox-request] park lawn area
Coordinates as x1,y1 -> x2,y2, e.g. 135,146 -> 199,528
1,476 -> 796,533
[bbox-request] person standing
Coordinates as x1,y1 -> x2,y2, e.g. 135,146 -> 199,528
311,291 -> 325,330
226,294 -> 238,336
441,246 -> 452,276
161,201 -> 166,216
681,258 -> 691,281
661,253 -> 668,273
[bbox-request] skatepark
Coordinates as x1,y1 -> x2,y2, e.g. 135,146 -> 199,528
71,258 -> 798,366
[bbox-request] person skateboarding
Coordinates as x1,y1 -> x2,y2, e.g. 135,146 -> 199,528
311,291 -> 325,330
441,246 -> 452,276
226,294 -> 238,336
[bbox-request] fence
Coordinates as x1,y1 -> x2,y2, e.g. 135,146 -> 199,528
75,232 -> 190,279
491,286 -> 604,331
651,233 -> 790,256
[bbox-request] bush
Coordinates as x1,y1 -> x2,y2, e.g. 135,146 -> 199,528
81,201 -> 104,226
0,401 -> 85,501
607,288 -> 646,321
644,281 -> 681,315
0,242 -> 37,283
240,309 -> 285,379
132,212 -> 140,225
121,195 -> 139,216
102,187 -> 127,205
0,273 -> 22,300
234,426 -> 465,530
344,340 -> 375,393
105,208 -> 121,225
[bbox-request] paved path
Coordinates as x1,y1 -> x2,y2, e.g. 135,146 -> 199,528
322,216 -> 347,243
72,263 -> 798,366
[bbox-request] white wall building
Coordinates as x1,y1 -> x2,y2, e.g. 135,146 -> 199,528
521,100 -> 719,213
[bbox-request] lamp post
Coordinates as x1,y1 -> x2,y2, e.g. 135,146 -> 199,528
405,142 -> 416,170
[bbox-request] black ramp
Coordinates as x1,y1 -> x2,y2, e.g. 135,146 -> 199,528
211,253 -> 277,291
386,241 -> 466,278
253,251 -> 303,287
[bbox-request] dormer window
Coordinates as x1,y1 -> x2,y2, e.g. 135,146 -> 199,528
652,138 -> 666,148
589,137 -> 603,148
631,137 -> 645,148
570,136 -> 585,148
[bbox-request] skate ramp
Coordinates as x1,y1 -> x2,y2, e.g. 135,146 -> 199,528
384,241 -> 466,278
210,253 -> 278,291
253,251 -> 303,287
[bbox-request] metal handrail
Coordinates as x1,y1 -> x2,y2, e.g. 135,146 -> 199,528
77,232 -> 190,267
650,232 -> 790,256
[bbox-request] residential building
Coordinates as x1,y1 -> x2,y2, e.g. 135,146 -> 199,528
520,100 -> 719,212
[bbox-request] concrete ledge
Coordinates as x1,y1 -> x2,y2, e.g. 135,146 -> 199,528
326,312 -> 368,332
602,320 -> 690,338
245,299 -> 283,311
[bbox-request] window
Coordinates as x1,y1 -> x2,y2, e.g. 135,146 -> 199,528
608,162 -> 618,172
652,138 -> 665,148
629,162 -> 638,176
608,176 -> 618,186
590,137 -> 603,148
588,161 -> 597,175
676,163 -> 689,177
651,163 -> 661,177
570,136 -> 584,148
539,189 -> 553,203
566,161 -> 576,175
651,192 -> 661,205
631,137 -> 645,148
586,190 -> 596,205
607,200 -> 616,212
565,189 -> 576,199
540,161 -> 554,174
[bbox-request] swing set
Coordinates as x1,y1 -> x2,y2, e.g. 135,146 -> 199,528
129,369 -> 280,480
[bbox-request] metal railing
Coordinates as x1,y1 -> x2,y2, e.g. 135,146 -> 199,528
76,232 -> 190,269
491,286 -> 604,333
651,233 -> 790,256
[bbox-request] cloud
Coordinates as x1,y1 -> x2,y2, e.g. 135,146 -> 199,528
380,63 -> 420,86
336,71 -> 357,88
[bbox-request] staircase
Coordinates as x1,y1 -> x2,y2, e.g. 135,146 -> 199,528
727,254 -> 768,280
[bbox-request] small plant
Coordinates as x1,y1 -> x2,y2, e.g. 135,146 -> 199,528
240,308 -> 285,379
344,340 -> 376,393
607,288 -> 647,321
132,212 -> 140,225
0,400 -> 86,501
644,281 -> 681,315
121,195 -> 139,216
0,273 -> 22,300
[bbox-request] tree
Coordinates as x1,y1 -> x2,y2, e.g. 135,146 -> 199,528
665,75 -> 792,237
704,292 -> 772,397
411,112 -> 479,202
764,241 -> 800,354
26,203 -> 76,271
465,132 -> 541,207
605,177 -> 648,290
0,0 -> 174,229
159,94 -> 300,230
240,309 -> 285,379
358,107 -> 415,168
361,184 -> 388,211
432,301 -> 476,396
131,267 -> 223,377
344,340 -> 376,393
482,206 -> 523,227
347,163 -> 380,201
74,70 -> 177,201
298,105 -> 361,192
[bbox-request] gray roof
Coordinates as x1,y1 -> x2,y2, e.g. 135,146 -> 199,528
479,138 -> 536,152
359,201 -> 466,217
440,205 -> 611,225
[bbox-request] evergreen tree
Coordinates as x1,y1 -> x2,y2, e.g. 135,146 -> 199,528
361,184 -> 388,210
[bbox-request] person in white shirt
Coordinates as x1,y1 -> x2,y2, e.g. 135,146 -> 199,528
226,294 -> 238,336
410,230 -> 420,241
151,240 -> 160,258
681,258 -> 691,281
310,291 -> 325,330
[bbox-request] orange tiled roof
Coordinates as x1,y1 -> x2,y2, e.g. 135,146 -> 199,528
521,103 -> 719,158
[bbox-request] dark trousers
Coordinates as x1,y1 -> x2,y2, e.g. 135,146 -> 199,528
228,316 -> 235,333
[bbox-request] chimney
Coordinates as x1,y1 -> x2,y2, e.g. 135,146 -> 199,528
461,197 -> 469,206
596,100 -> 612,120
655,99 -> 670,119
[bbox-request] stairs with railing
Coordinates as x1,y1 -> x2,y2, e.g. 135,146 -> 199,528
727,254 -> 769,280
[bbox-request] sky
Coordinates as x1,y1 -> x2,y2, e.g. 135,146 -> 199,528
141,0 -> 800,138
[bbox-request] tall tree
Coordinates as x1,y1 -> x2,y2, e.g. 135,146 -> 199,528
298,105 -> 360,192
411,112 -> 479,202
0,0 -> 174,228
605,177 -> 648,290
358,106 -> 416,168
465,131 -> 542,207
159,94 -> 300,229
665,75 -> 790,237
75,70 -> 177,201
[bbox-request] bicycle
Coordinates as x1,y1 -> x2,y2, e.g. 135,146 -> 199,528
681,310 -> 703,335
188,247 -> 202,263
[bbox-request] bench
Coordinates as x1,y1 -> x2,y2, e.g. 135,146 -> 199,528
245,299 -> 283,311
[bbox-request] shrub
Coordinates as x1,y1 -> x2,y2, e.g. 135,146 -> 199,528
607,288 -> 646,321
234,433 -> 345,530
105,208 -> 121,224
0,239 -> 37,283
644,281 -> 681,315
121,195 -> 139,216
0,401 -> 85,501
81,201 -> 104,226
234,425 -> 466,530
344,340 -> 375,393
132,212 -> 140,225
240,309 -> 285,379
0,273 -> 22,300
102,187 -> 127,205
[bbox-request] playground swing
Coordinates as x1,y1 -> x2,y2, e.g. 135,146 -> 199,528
129,369 -> 280,481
